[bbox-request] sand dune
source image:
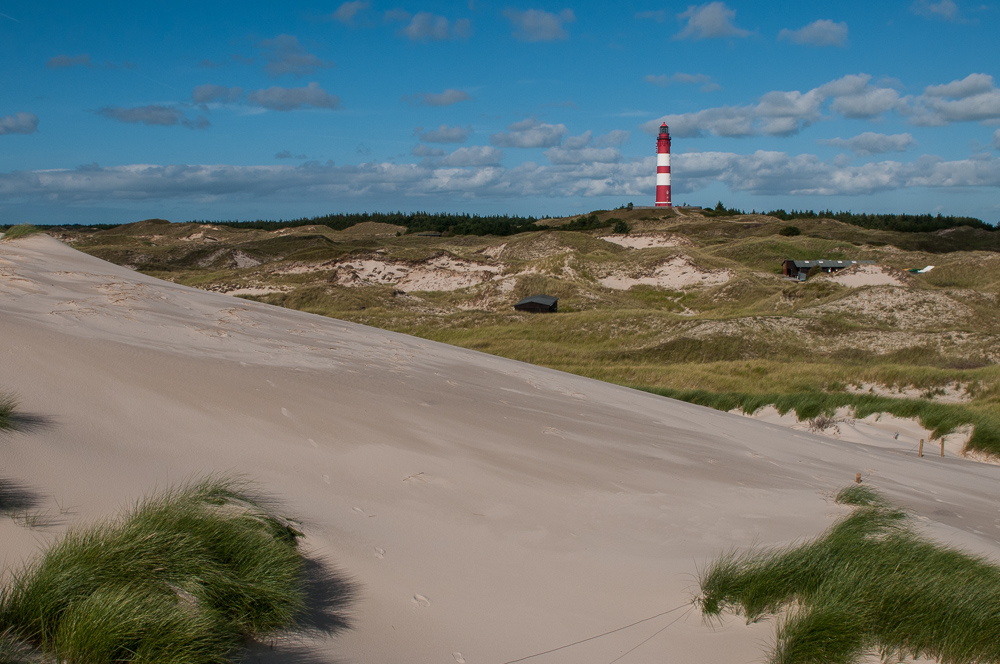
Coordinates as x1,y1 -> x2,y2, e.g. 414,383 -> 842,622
2,235 -> 999,664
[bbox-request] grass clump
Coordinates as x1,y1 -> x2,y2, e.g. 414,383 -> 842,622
0,225 -> 43,241
0,478 -> 309,664
698,486 -> 1000,664
0,394 -> 16,431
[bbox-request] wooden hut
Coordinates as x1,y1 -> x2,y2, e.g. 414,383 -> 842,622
514,295 -> 558,313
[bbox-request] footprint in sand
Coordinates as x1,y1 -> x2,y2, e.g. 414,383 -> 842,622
323,475 -> 331,485
281,407 -> 290,417
308,438 -> 318,448
453,653 -> 466,663
411,594 -> 430,608
374,547 -> 385,559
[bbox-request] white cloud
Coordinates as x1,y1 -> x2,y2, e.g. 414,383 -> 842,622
331,1 -> 368,24
993,129 -> 1000,150
192,84 -> 243,104
46,54 -> 91,68
3,150 -> 1000,206
911,0 -> 960,20
96,105 -> 209,129
247,82 -> 340,111
411,144 -> 446,157
924,73 -> 994,99
675,2 -> 750,40
490,117 -> 567,148
434,146 -> 504,167
778,19 -> 848,47
504,8 -> 575,42
595,130 -> 630,147
642,73 -> 900,138
912,73 -> 1000,125
418,124 -> 472,143
821,132 -> 916,156
403,88 -> 471,107
544,146 -> 622,164
256,35 -> 334,77
397,12 -> 471,41
0,112 -> 38,135
645,72 -> 719,92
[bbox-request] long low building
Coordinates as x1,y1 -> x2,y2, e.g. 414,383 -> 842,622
783,259 -> 877,280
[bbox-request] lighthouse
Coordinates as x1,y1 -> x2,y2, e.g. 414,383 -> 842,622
655,122 -> 671,207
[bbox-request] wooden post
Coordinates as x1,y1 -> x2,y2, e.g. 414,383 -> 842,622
941,439 -> 945,457
855,473 -> 861,484
918,439 -> 924,457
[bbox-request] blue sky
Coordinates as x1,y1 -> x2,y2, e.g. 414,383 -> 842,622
2,0 -> 999,224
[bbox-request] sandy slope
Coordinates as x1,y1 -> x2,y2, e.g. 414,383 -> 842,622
2,236 -> 999,664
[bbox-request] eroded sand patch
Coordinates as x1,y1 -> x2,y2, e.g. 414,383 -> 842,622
333,255 -> 500,292
600,256 -> 733,290
807,287 -> 973,329
601,233 -> 693,250
822,263 -> 910,287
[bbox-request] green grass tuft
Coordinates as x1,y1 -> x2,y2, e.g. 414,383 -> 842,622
698,486 -> 1000,664
0,226 -> 43,241
0,478 -> 312,664
0,394 -> 16,431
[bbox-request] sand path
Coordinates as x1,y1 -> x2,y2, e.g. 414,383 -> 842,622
1,236 -> 997,664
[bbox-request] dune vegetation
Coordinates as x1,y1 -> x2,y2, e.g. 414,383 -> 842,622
0,393 -> 16,431
0,225 -> 43,242
698,484 -> 1000,664
0,478 -> 318,664
55,207 -> 1000,455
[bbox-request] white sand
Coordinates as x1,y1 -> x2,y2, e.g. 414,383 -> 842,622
600,255 -> 733,290
823,263 -> 908,287
601,234 -> 692,250
2,235 -> 999,664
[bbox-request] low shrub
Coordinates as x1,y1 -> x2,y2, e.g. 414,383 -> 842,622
0,393 -> 15,431
778,225 -> 801,236
699,485 -> 1000,664
0,478 -> 309,664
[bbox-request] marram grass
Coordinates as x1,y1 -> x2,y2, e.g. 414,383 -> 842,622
0,225 -> 42,241
0,394 -> 16,431
698,485 -> 1000,664
0,478 -> 308,664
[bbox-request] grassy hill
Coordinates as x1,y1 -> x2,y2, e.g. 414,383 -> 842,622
56,209 -> 1000,454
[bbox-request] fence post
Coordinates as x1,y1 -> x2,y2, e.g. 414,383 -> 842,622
855,473 -> 861,484
918,439 -> 924,457
941,439 -> 945,457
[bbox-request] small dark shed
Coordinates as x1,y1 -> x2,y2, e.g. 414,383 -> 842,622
782,259 -> 877,281
514,294 -> 558,313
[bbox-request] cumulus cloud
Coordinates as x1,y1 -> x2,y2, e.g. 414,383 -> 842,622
192,84 -> 243,104
911,73 -> 1000,125
397,12 -> 471,41
331,1 -> 368,24
911,0 -> 960,20
504,8 -> 575,42
247,82 -> 339,111
490,117 -> 567,148
417,124 -> 472,143
46,54 -> 92,68
434,146 -> 504,167
821,132 -> 916,156
675,2 -> 750,40
257,35 -> 334,77
642,73 -> 900,138
645,72 -> 719,92
544,146 -> 622,164
403,88 -> 471,107
778,19 -> 848,47
412,144 -> 446,157
0,112 -> 38,135
4,151 -> 999,207
96,105 -> 209,129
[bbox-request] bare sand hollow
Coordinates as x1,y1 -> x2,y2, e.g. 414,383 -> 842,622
1,236 -> 998,664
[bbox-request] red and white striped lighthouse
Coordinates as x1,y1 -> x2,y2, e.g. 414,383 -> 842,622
655,122 -> 672,207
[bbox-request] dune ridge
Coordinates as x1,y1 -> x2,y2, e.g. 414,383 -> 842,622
2,235 -> 999,663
